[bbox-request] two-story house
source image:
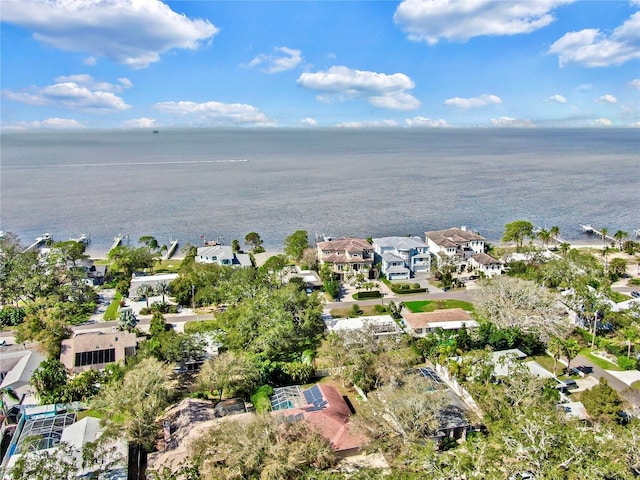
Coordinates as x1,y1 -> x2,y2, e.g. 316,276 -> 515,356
372,236 -> 431,280
316,237 -> 373,280
468,252 -> 503,277
425,227 -> 485,271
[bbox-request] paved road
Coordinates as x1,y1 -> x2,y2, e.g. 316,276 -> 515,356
574,353 -> 640,407
324,288 -> 474,310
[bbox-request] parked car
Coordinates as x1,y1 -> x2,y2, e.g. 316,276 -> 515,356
631,291 -> 640,298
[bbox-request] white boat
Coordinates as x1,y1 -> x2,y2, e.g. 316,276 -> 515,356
70,233 -> 91,245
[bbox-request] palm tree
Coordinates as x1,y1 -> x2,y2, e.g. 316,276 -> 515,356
537,228 -> 551,249
623,326 -> 639,359
613,230 -> 628,250
550,226 -> 560,248
547,337 -> 564,375
136,284 -> 154,309
600,227 -> 608,247
559,242 -> 571,257
155,282 -> 170,304
563,339 -> 581,372
0,387 -> 20,424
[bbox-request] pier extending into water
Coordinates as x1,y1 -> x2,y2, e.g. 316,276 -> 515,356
22,233 -> 52,253
580,224 -> 617,243
163,240 -> 179,260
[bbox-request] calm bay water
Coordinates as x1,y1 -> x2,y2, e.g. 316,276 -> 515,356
1,128 -> 639,255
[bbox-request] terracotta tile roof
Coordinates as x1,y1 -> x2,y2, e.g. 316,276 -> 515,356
425,228 -> 485,247
471,252 -> 501,265
273,384 -> 366,452
317,237 -> 372,253
402,308 -> 473,329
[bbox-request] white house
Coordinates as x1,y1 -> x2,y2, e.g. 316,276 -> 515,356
401,308 -> 478,337
325,315 -> 402,339
425,227 -> 486,270
195,245 -> 252,268
468,253 -> 503,277
0,350 -> 45,406
372,236 -> 431,280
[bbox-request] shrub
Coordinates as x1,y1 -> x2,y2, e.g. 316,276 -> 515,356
139,307 -> 152,316
353,291 -> 381,300
617,356 -> 638,371
629,278 -> 640,286
251,385 -> 274,413
374,304 -> 387,314
0,306 -> 26,327
411,283 -> 420,289
351,304 -> 363,316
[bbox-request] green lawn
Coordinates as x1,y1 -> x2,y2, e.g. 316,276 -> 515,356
403,299 -> 474,313
103,292 -> 122,321
329,304 -> 389,318
531,354 -> 560,376
580,349 -> 622,371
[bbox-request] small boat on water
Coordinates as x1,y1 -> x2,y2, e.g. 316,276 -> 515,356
152,130 -> 159,134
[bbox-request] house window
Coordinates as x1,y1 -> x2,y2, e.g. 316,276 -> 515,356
74,348 -> 116,367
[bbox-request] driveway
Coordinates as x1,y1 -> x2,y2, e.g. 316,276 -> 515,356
574,354 -> 640,407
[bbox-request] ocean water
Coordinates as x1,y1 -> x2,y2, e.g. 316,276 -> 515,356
1,128 -> 639,255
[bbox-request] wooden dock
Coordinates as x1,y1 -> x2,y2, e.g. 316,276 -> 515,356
109,234 -> 124,252
580,224 -> 616,243
22,233 -> 52,253
163,240 -> 179,260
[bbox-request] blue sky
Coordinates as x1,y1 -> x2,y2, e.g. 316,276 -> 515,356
1,0 -> 639,129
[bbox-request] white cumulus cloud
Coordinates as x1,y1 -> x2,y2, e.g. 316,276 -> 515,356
405,116 -> 451,127
597,94 -> 618,104
299,117 -> 318,127
297,66 -> 420,111
5,118 -> 87,130
594,117 -> 613,126
335,120 -> 399,128
630,79 -> 640,89
394,0 -> 573,44
2,75 -> 130,112
546,94 -> 567,104
491,116 -> 535,127
123,117 -> 157,128
444,94 -> 502,109
246,46 -> 303,73
154,100 -> 275,126
549,11 -> 640,67
0,0 -> 218,69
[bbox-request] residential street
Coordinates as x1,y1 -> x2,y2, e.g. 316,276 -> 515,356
573,354 -> 640,408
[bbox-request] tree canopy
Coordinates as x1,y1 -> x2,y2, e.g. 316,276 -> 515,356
284,230 -> 309,261
502,220 -> 534,250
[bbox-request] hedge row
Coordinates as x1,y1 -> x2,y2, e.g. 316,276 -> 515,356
353,291 -> 382,299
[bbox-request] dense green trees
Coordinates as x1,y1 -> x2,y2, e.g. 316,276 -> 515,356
107,245 -> 159,279
95,358 -> 177,480
244,231 -> 265,253
284,229 -> 309,261
502,220 -> 534,250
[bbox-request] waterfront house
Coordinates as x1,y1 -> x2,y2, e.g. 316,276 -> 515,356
60,331 -> 139,373
401,308 -> 478,337
372,236 -> 431,280
316,237 -> 373,281
425,227 -> 485,271
468,252 -> 503,277
195,245 -> 252,268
